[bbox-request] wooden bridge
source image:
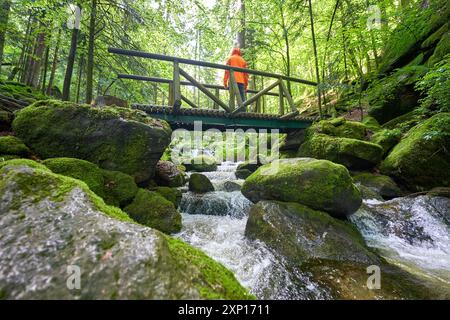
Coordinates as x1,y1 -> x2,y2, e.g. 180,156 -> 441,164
109,48 -> 319,132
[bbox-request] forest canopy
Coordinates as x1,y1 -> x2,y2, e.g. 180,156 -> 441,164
0,0 -> 447,114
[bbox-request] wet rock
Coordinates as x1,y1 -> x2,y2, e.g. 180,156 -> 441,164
352,172 -> 402,199
12,100 -> 172,183
242,158 -> 362,218
223,181 -> 242,192
245,200 -> 437,299
0,162 -> 251,299
155,160 -> 186,187
235,169 -> 252,180
189,173 -> 214,193
124,189 -> 182,234
380,113 -> 450,191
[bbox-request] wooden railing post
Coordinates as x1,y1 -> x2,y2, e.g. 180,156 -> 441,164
213,88 -> 220,110
168,83 -> 174,106
173,60 -> 182,112
279,79 -> 285,116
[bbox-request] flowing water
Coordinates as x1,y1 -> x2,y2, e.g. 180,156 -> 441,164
177,162 -> 329,299
176,161 -> 450,298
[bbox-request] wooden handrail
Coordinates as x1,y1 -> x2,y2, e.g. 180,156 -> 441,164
109,47 -> 317,86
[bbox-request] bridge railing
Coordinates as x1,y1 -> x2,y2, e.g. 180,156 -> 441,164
108,48 -> 318,119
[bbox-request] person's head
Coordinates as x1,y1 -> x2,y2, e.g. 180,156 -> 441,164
231,47 -> 242,56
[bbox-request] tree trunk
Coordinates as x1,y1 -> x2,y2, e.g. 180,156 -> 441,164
62,27 -> 80,101
40,44 -> 50,93
76,53 -> 85,103
25,25 -> 46,88
85,0 -> 97,104
236,0 -> 246,49
47,28 -> 62,95
0,0 -> 11,75
308,0 -> 323,117
19,14 -> 33,82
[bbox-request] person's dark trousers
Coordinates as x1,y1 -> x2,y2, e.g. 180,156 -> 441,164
237,83 -> 246,102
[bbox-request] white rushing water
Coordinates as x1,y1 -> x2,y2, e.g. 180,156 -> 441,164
176,162 -> 328,299
350,197 -> 450,286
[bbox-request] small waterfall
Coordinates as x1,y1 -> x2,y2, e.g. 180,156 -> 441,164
350,196 -> 450,285
176,161 -> 327,299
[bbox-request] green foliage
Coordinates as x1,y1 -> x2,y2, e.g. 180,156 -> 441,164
416,55 -> 450,113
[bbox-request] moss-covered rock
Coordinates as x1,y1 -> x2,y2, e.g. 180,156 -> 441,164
367,66 -> 428,124
12,100 -> 172,183
0,158 -> 49,172
370,129 -> 403,156
380,113 -> 450,191
235,169 -> 253,179
0,154 -> 20,161
362,116 -> 381,132
102,169 -> 139,207
188,173 -> 214,194
352,172 -> 402,199
185,155 -> 218,172
242,158 -> 362,217
155,160 -> 186,187
154,186 -> 182,208
310,117 -> 368,140
0,162 -> 251,299
298,134 -> 383,170
0,81 -> 48,102
0,136 -> 30,156
124,189 -> 182,234
43,158 -> 105,198
427,32 -> 450,67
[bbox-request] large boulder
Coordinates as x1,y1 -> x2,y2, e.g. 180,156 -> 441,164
155,160 -> 186,187
188,173 -> 215,194
242,158 -> 362,218
0,136 -> 30,157
124,189 -> 182,234
246,201 -> 435,299
370,129 -> 402,156
298,134 -> 383,170
380,113 -> 450,191
0,162 -> 251,299
12,100 -> 172,183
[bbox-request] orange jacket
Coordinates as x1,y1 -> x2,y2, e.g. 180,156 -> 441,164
223,48 -> 249,89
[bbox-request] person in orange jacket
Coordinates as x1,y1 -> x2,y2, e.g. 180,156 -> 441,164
223,48 -> 249,102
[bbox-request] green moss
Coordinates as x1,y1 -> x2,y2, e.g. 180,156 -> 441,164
380,113 -> 450,190
362,116 -> 381,132
124,189 -> 182,234
242,158 -> 362,217
153,187 -> 182,207
165,237 -> 254,300
0,158 -> 48,171
0,155 -> 20,161
42,158 -> 105,198
0,81 -> 49,102
12,100 -> 172,183
0,161 -> 132,223
352,172 -> 402,199
310,117 -> 368,140
101,169 -> 138,207
298,133 -> 383,169
370,129 -> 402,156
427,33 -> 450,67
188,173 -> 214,193
0,136 -> 30,156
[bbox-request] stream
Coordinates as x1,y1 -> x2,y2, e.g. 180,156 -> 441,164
175,161 -> 450,299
